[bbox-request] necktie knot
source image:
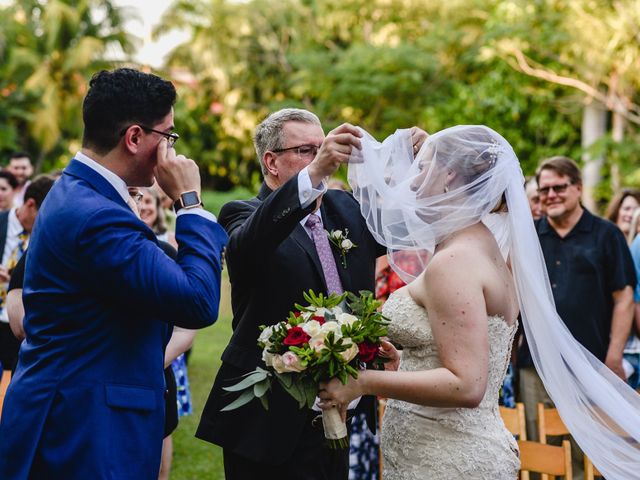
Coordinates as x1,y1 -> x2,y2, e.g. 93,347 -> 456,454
306,214 -> 321,229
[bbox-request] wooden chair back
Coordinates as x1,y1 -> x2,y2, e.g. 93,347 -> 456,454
518,439 -> 572,480
537,403 -> 569,443
0,370 -> 12,420
500,403 -> 527,440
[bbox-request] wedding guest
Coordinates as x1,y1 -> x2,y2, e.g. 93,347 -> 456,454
525,157 -> 636,473
0,68 -> 227,479
0,171 -> 18,211
0,175 -> 54,373
525,176 -> 543,220
606,191 -> 640,390
606,189 -> 640,239
140,186 -> 177,248
7,152 -> 33,207
196,108 -> 427,480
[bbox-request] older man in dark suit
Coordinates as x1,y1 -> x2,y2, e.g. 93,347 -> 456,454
196,108 -> 426,479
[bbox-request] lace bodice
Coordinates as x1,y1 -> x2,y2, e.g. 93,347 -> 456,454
379,291 -> 520,480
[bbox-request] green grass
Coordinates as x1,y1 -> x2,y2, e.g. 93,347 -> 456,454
202,187 -> 255,217
170,272 -> 232,479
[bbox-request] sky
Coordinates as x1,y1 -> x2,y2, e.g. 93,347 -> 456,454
111,0 -> 189,68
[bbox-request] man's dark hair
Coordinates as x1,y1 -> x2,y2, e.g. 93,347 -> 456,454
8,152 -> 31,163
0,170 -> 18,189
82,68 -> 177,154
24,175 -> 55,209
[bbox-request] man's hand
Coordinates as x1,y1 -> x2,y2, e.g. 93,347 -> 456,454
410,126 -> 428,158
154,138 -> 201,201
0,266 -> 10,283
307,123 -> 362,187
605,352 -> 626,380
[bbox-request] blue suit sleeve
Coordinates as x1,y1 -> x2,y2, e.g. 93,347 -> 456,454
77,207 -> 228,328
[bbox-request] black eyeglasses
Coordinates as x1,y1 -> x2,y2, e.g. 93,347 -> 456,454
119,125 -> 179,147
272,144 -> 320,158
538,183 -> 572,196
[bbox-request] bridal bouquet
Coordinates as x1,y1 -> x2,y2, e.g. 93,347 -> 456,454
222,290 -> 389,448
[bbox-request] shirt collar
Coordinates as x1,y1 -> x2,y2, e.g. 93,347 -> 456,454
538,207 -> 593,236
8,208 -> 22,233
74,151 -> 130,205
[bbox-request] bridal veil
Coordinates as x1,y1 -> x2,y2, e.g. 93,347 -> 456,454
348,125 -> 640,479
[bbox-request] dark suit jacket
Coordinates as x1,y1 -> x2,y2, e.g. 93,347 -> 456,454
0,159 -> 228,479
196,175 -> 385,465
0,210 -> 10,257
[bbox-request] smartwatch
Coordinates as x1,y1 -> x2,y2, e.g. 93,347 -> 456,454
173,190 -> 203,212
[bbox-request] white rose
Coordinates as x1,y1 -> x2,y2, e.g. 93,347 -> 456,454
340,339 -> 359,363
301,311 -> 313,321
337,312 -> 358,326
320,321 -> 343,339
272,354 -> 286,374
313,307 -> 326,317
258,326 -> 274,347
282,351 -> 305,372
302,319 -> 322,337
309,334 -> 326,353
332,230 -> 343,239
341,239 -> 353,250
262,350 -> 275,367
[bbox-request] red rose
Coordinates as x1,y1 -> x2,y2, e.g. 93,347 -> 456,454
283,326 -> 311,346
312,315 -> 326,325
358,342 -> 378,363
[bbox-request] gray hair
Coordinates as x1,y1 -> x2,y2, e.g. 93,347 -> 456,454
254,108 -> 321,176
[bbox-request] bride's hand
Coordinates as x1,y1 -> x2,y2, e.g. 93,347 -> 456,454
379,339 -> 401,371
317,376 -> 363,411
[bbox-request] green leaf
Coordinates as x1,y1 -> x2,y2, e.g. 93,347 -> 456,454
253,378 -> 270,398
222,370 -> 268,392
220,389 -> 256,412
259,394 -> 269,411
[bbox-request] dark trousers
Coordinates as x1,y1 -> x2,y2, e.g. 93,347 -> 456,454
223,413 -> 349,480
0,322 -> 20,373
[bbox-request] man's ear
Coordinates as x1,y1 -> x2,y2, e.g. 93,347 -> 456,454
24,198 -> 37,210
263,152 -> 278,177
122,125 -> 144,154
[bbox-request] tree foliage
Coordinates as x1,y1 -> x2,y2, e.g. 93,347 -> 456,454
0,0 -> 134,171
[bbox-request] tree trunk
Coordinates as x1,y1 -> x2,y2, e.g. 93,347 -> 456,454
581,100 -> 607,211
610,111 -> 626,193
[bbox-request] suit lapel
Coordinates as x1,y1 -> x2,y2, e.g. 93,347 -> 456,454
320,204 -> 353,294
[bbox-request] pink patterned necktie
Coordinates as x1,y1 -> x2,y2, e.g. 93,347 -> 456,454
306,214 -> 344,295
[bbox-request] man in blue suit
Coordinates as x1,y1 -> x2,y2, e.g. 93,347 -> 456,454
0,68 -> 228,479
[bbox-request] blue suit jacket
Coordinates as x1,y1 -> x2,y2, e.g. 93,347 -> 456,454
0,160 -> 227,479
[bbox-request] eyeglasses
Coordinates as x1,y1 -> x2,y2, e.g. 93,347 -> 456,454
128,189 -> 143,204
272,144 -> 320,158
537,183 -> 572,196
119,125 -> 180,147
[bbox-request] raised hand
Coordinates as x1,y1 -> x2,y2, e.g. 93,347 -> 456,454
153,138 -> 201,201
307,123 -> 362,187
410,126 -> 428,158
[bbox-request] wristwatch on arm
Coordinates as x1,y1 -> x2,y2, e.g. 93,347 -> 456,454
173,190 -> 204,213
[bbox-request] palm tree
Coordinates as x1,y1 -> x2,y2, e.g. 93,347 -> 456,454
2,0 -> 135,172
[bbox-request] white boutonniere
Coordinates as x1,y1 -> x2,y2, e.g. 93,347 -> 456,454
326,229 -> 357,268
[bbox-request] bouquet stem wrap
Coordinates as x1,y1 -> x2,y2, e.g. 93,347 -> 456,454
322,407 -> 348,449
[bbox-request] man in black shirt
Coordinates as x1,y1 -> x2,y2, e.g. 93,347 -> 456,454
519,156 -> 635,441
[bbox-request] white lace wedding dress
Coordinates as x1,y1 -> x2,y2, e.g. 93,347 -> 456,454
380,291 -> 520,480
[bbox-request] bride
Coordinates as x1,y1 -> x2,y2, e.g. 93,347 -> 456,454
318,126 -> 640,479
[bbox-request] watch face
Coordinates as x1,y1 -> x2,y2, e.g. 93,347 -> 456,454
181,191 -> 200,207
